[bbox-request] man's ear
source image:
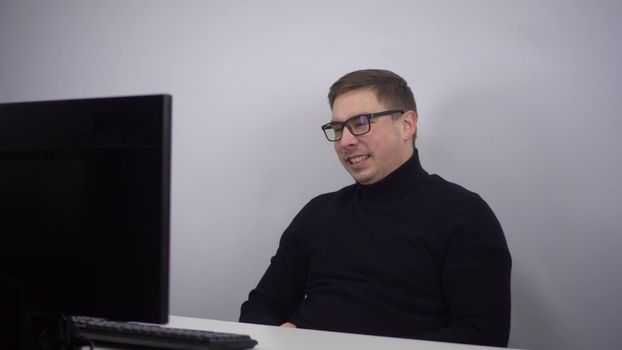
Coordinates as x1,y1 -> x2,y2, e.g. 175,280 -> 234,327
401,110 -> 418,141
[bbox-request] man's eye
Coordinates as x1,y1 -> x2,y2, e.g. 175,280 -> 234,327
351,116 -> 368,126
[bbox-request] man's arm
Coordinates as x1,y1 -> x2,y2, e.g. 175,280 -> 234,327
414,196 -> 512,347
239,218 -> 307,325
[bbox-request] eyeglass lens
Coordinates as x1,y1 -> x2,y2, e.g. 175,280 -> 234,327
324,115 -> 370,141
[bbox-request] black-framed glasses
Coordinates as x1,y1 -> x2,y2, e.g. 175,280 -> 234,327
321,109 -> 404,142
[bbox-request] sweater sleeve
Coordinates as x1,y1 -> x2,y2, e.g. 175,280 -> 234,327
413,195 -> 512,347
239,209 -> 308,325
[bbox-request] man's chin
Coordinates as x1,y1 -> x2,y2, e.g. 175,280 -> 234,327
350,172 -> 373,185
343,163 -> 376,184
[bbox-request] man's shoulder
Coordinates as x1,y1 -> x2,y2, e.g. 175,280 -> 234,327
423,174 -> 489,209
286,184 -> 356,231
427,174 -> 477,196
306,183 -> 357,207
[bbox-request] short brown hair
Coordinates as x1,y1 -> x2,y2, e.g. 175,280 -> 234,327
328,69 -> 417,113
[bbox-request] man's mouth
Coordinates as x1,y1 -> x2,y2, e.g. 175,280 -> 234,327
347,155 -> 370,164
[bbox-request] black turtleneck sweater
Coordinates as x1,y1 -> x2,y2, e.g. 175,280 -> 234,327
240,151 -> 511,347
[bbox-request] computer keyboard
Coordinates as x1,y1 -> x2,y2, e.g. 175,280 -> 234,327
72,316 -> 258,350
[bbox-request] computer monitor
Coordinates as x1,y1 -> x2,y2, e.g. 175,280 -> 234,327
0,95 -> 172,349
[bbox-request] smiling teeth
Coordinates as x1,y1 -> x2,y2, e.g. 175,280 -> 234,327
349,155 -> 369,164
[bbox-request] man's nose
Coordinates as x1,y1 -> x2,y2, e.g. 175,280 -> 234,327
339,127 -> 358,146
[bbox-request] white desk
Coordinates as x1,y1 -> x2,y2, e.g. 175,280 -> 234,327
133,315 -> 518,350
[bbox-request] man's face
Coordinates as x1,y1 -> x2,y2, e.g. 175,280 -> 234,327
331,88 -> 416,185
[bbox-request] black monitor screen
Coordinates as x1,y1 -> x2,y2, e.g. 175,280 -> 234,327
0,95 -> 171,331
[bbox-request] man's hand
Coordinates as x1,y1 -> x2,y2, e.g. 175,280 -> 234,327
280,322 -> 297,328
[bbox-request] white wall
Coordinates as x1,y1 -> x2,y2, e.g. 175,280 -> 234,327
2,1 -> 621,349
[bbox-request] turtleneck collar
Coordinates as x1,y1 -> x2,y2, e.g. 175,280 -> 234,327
356,149 -> 429,205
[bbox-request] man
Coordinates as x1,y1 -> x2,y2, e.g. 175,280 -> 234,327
240,69 -> 511,347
